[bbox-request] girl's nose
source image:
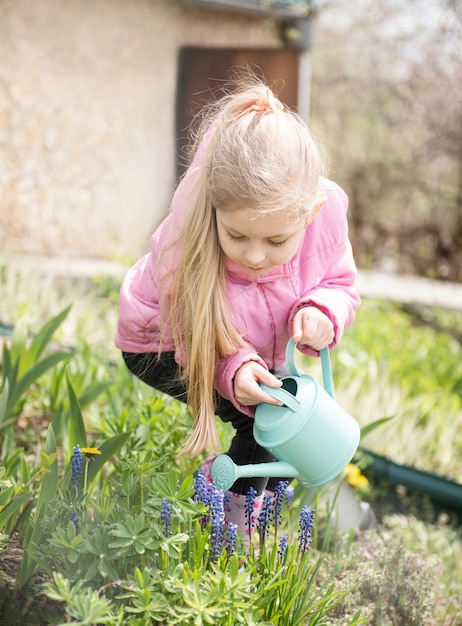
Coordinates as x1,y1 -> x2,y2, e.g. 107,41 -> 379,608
244,244 -> 266,265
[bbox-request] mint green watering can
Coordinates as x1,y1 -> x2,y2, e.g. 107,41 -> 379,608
212,339 -> 360,491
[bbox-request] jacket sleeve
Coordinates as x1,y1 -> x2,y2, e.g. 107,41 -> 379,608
287,182 -> 361,356
114,248 -> 168,353
214,348 -> 268,417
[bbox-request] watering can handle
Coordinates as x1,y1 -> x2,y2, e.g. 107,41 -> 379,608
285,339 -> 335,399
259,382 -> 301,412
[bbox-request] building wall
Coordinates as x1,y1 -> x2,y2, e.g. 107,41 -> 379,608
0,0 -> 280,260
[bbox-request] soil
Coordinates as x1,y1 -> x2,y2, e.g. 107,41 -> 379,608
0,539 -> 65,626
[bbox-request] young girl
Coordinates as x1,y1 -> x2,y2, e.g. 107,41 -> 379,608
115,80 -> 360,536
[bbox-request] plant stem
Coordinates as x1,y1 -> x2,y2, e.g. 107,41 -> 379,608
83,461 -> 89,496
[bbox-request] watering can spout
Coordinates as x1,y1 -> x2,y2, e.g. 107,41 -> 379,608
211,454 -> 297,492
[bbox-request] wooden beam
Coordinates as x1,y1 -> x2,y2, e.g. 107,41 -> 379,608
174,0 -> 316,19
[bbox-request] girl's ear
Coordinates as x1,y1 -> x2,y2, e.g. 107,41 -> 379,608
306,195 -> 328,225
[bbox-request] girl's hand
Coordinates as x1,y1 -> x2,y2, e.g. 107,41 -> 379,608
292,306 -> 334,350
234,361 -> 283,408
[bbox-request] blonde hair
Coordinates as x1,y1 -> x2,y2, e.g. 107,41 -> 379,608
161,80 -> 326,455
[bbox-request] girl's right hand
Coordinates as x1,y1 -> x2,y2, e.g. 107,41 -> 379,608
233,361 -> 283,408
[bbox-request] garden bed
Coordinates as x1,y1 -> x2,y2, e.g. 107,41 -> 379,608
1,262 -> 461,624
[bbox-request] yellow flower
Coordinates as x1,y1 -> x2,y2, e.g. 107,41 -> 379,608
343,463 -> 369,489
80,447 -> 102,461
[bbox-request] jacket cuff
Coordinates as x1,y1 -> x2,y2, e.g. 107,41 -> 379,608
215,350 -> 268,416
287,299 -> 339,357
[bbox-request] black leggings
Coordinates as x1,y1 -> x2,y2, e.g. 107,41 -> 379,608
122,351 -> 287,494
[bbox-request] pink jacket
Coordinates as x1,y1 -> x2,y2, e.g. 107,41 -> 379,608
115,148 -> 360,416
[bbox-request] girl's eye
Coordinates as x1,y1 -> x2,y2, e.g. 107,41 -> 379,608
226,232 -> 289,246
227,232 -> 245,242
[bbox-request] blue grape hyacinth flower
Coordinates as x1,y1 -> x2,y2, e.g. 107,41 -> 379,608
160,497 -> 172,536
70,445 -> 83,491
257,493 -> 273,547
298,506 -> 316,555
278,533 -> 288,560
209,485 -> 225,563
272,480 -> 289,539
224,522 -> 238,559
244,487 -> 257,537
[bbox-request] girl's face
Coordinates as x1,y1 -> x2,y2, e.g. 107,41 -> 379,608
215,208 -> 308,275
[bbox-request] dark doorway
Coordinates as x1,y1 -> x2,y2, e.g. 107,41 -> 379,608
175,47 -> 300,178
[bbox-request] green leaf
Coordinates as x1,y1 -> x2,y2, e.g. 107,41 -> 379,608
9,317 -> 29,364
66,368 -> 87,450
360,415 -> 394,439
0,379 -> 9,425
14,351 -> 72,405
0,485 -> 15,507
176,474 -> 195,499
150,470 -> 182,499
16,425 -> 59,589
1,342 -> 15,385
36,425 -> 59,509
79,380 -> 115,409
0,348 -> 19,425
27,304 -> 72,364
0,491 -> 31,530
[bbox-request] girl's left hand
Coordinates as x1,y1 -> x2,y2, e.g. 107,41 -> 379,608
292,306 -> 334,351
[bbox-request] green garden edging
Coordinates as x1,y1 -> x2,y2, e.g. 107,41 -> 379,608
361,447 -> 462,519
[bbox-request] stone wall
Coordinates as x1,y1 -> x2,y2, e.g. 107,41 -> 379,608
0,0 -> 279,260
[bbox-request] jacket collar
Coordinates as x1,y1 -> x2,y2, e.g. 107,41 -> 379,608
225,257 -> 293,283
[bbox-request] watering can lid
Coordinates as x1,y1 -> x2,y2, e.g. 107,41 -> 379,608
254,376 -> 318,445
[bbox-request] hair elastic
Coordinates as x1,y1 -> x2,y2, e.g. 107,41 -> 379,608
237,88 -> 284,119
